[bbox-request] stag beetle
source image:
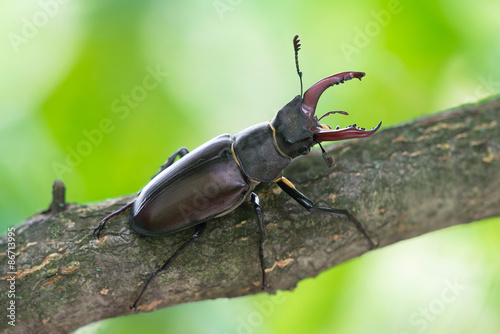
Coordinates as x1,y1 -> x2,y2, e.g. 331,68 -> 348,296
94,35 -> 381,310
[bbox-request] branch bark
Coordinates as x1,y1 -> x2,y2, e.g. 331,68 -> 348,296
2,97 -> 500,334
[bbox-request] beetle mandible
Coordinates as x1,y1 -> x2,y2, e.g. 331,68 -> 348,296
94,35 -> 382,310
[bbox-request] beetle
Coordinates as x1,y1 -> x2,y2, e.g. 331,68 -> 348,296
94,35 -> 381,310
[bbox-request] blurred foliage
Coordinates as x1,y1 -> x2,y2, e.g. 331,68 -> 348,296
1,0 -> 499,333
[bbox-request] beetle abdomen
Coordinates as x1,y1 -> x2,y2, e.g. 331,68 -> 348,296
130,134 -> 251,236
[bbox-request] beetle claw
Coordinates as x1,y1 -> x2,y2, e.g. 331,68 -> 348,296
302,71 -> 365,117
314,121 -> 382,142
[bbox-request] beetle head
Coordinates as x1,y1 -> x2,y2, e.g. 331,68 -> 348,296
270,36 -> 381,165
270,71 -> 381,164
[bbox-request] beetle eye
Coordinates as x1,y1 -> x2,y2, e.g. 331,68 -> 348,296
300,146 -> 310,155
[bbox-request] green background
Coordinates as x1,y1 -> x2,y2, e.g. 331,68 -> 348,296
1,0 -> 500,333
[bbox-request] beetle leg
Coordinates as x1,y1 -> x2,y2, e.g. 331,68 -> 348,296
250,192 -> 267,289
276,177 -> 376,249
93,199 -> 135,239
131,222 -> 207,311
152,147 -> 190,178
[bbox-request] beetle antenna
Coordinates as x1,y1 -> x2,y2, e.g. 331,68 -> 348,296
293,35 -> 303,97
315,140 -> 334,168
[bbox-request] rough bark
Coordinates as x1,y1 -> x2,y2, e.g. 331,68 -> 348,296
1,97 -> 500,334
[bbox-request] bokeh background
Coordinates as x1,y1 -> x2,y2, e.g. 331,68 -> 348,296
1,0 -> 500,333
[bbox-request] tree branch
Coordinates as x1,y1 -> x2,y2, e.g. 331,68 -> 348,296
2,97 -> 500,334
